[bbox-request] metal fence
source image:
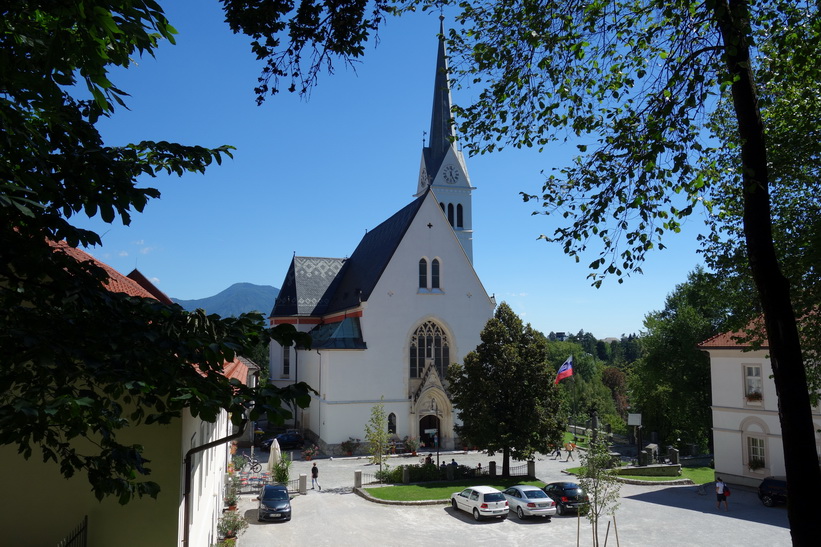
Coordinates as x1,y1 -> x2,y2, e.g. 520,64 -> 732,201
57,515 -> 88,547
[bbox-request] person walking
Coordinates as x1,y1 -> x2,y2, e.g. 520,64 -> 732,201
311,462 -> 321,490
715,477 -> 729,511
564,442 -> 576,462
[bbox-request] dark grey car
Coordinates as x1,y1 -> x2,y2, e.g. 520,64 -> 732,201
543,482 -> 589,515
758,476 -> 787,507
257,484 -> 292,522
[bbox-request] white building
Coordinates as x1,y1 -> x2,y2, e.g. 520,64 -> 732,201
268,21 -> 495,453
699,329 -> 821,487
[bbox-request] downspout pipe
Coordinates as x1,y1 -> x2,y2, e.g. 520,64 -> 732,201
182,417 -> 248,547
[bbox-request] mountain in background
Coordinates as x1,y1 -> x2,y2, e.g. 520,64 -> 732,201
172,283 -> 279,318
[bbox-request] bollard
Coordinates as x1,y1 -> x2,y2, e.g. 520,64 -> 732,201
403,466 -> 410,484
527,460 -> 536,477
354,469 -> 362,488
489,461 -> 497,477
299,473 -> 307,495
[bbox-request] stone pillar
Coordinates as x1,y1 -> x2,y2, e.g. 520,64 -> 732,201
299,474 -> 307,495
527,460 -> 536,477
354,469 -> 362,489
402,466 -> 410,484
489,461 -> 497,477
669,448 -> 679,465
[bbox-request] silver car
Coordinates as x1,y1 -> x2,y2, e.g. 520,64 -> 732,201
502,485 -> 557,520
450,486 -> 509,521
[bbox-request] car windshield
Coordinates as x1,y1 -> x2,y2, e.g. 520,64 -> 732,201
483,493 -> 505,502
524,490 -> 548,499
263,490 -> 289,501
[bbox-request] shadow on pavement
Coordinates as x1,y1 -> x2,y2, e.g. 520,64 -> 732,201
624,485 -> 789,529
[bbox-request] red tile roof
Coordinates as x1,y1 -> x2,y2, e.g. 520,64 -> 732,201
698,318 -> 768,349
51,240 -> 255,386
51,240 -> 157,300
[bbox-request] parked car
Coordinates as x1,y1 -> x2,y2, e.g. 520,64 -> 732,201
543,481 -> 589,515
502,485 -> 557,520
257,484 -> 292,522
260,432 -> 304,451
450,486 -> 509,521
758,476 -> 787,507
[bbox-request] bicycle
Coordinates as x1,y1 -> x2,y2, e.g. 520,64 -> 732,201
696,483 -> 709,496
239,453 -> 262,473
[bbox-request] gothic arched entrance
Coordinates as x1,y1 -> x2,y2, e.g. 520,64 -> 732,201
419,414 -> 441,449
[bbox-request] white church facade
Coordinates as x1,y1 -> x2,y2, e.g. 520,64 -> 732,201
268,21 -> 495,453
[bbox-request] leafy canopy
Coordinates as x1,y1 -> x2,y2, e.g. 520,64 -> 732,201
0,1 -> 315,503
448,302 -> 563,475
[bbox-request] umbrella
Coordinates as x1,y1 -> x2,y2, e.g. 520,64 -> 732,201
267,438 -> 281,474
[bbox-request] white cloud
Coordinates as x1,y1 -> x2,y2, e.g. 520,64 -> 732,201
118,250 -> 128,257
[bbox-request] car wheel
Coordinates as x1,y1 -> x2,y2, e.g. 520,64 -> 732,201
557,503 -> 566,516
452,499 -> 458,510
517,507 -> 526,520
500,514 -> 507,520
473,508 -> 482,521
546,517 -> 552,522
761,494 -> 775,507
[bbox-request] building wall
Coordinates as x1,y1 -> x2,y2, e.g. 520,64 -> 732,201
708,347 -> 821,487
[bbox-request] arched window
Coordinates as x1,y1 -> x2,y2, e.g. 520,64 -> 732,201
457,204 -> 464,228
418,258 -> 427,289
447,203 -> 455,226
388,413 -> 396,434
409,321 -> 450,378
431,259 -> 440,289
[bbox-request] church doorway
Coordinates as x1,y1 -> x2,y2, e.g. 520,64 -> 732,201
419,415 -> 441,450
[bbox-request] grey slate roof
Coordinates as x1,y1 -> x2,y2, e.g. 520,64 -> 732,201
270,256 -> 347,317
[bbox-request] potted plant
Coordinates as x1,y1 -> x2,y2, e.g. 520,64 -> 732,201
224,488 -> 239,511
340,437 -> 360,456
217,509 -> 248,539
748,457 -> 766,471
746,391 -> 763,402
302,444 -> 319,460
404,436 -> 420,456
272,453 -> 291,484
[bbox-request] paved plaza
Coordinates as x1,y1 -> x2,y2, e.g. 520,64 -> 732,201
234,450 -> 791,547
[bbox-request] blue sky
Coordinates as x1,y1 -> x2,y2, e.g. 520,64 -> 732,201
77,2 -> 706,339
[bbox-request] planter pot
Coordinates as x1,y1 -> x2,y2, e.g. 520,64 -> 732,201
304,456 -> 312,461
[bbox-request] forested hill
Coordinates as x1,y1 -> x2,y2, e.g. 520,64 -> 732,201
173,283 -> 279,318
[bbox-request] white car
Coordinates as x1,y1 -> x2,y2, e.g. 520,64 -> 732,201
502,485 -> 557,520
450,486 -> 509,521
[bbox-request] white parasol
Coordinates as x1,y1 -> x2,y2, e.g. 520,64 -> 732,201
267,438 -> 281,474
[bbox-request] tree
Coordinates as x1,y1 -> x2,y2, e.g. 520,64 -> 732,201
364,397 -> 390,470
0,0 -> 347,503
629,268 -> 730,450
448,302 -> 564,476
430,1 -> 820,541
577,434 -> 622,547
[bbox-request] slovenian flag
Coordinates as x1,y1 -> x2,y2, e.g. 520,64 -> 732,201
554,356 -> 574,385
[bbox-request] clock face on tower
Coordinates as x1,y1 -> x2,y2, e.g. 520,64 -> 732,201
443,165 -> 460,184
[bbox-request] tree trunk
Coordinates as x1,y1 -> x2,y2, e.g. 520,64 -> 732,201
502,446 -> 510,477
715,1 -> 821,544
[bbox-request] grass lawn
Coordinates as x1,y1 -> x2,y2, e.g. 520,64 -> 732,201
363,478 -> 545,502
563,465 -> 715,484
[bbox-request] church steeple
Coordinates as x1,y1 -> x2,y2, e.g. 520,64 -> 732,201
416,16 -> 475,263
427,15 -> 454,177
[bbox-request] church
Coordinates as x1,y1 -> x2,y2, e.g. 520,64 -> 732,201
268,20 -> 496,453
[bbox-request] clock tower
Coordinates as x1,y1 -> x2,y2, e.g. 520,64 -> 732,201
415,16 -> 474,263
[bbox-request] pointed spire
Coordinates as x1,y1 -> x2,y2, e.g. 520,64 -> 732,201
427,15 -> 454,173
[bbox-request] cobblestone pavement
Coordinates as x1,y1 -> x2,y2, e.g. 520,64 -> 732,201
233,449 -> 790,547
